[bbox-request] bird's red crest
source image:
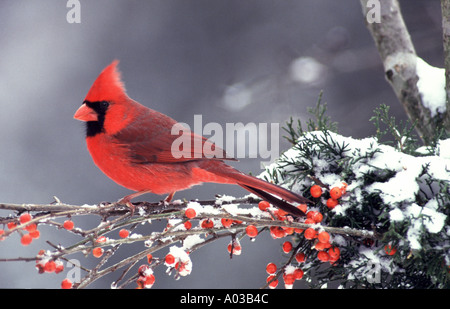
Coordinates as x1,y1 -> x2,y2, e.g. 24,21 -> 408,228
84,60 -> 127,102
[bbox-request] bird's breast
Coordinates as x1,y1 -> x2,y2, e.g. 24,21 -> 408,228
85,134 -> 205,194
86,134 -> 132,182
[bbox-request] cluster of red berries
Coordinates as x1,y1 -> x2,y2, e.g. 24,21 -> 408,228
35,249 -> 65,274
310,183 -> 347,210
253,183 -> 352,288
264,244 -> 340,288
265,262 -> 304,289
136,264 -> 156,289
91,235 -> 107,258
34,249 -> 73,289
257,201 -> 307,239
164,249 -> 192,277
184,207 -> 245,232
61,278 -> 73,289
227,239 -> 242,255
0,213 -> 41,245
184,207 -> 249,255
135,254 -> 155,288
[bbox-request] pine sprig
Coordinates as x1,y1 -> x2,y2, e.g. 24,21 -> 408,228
283,91 -> 337,146
370,104 -> 419,154
262,100 -> 450,289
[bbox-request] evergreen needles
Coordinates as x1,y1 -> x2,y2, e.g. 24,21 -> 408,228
261,97 -> 450,288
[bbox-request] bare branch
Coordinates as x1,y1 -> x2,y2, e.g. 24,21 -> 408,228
360,0 -> 449,144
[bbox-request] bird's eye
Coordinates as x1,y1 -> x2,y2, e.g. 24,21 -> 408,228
100,101 -> 110,111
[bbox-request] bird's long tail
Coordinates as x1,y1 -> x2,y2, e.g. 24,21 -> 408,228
197,161 -> 310,217
234,173 -> 309,217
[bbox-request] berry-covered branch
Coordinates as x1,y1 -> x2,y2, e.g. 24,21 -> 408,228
0,187 -> 380,289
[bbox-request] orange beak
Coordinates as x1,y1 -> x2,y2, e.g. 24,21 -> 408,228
74,103 -> 98,122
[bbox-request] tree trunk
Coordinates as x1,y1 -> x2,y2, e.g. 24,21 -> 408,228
361,0 -> 450,144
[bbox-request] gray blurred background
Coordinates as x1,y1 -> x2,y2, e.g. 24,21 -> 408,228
0,0 -> 443,288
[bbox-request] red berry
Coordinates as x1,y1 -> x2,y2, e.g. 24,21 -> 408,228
297,204 -> 307,214
293,268 -> 304,280
318,231 -> 330,244
92,247 -> 104,258
317,251 -> 330,262
267,275 -> 278,289
184,220 -> 192,230
245,225 -> 258,238
138,265 -> 150,276
282,241 -> 293,253
307,211 -> 323,223
310,185 -> 322,198
304,228 -> 317,240
304,218 -> 315,224
266,263 -> 277,274
314,242 -> 327,251
294,227 -> 304,234
119,229 -> 130,238
258,201 -> 270,211
329,256 -> 339,265
55,260 -> 64,274
165,253 -> 175,265
61,278 -> 73,289
227,241 -> 242,255
295,252 -> 306,263
221,218 -> 233,228
184,208 -> 196,219
201,219 -> 214,229
277,209 -> 288,218
20,214 -> 32,225
329,246 -> 341,259
19,213 -> 32,225
144,274 -> 155,287
29,230 -> 40,239
282,227 -> 294,235
7,222 -> 17,230
329,187 -> 342,200
63,220 -> 74,231
269,226 -> 286,239
283,273 -> 295,285
44,260 -> 56,273
384,244 -> 397,256
326,198 -> 339,209
226,243 -> 233,253
20,234 -> 32,246
25,223 -> 37,232
306,211 -> 315,219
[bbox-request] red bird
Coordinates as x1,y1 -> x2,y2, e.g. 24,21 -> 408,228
74,60 -> 309,216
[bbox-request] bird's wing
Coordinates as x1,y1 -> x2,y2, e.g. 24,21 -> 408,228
112,109 -> 236,164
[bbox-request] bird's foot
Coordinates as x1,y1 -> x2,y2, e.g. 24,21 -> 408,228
117,197 -> 135,216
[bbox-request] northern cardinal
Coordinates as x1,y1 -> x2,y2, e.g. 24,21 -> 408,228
74,60 -> 309,216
